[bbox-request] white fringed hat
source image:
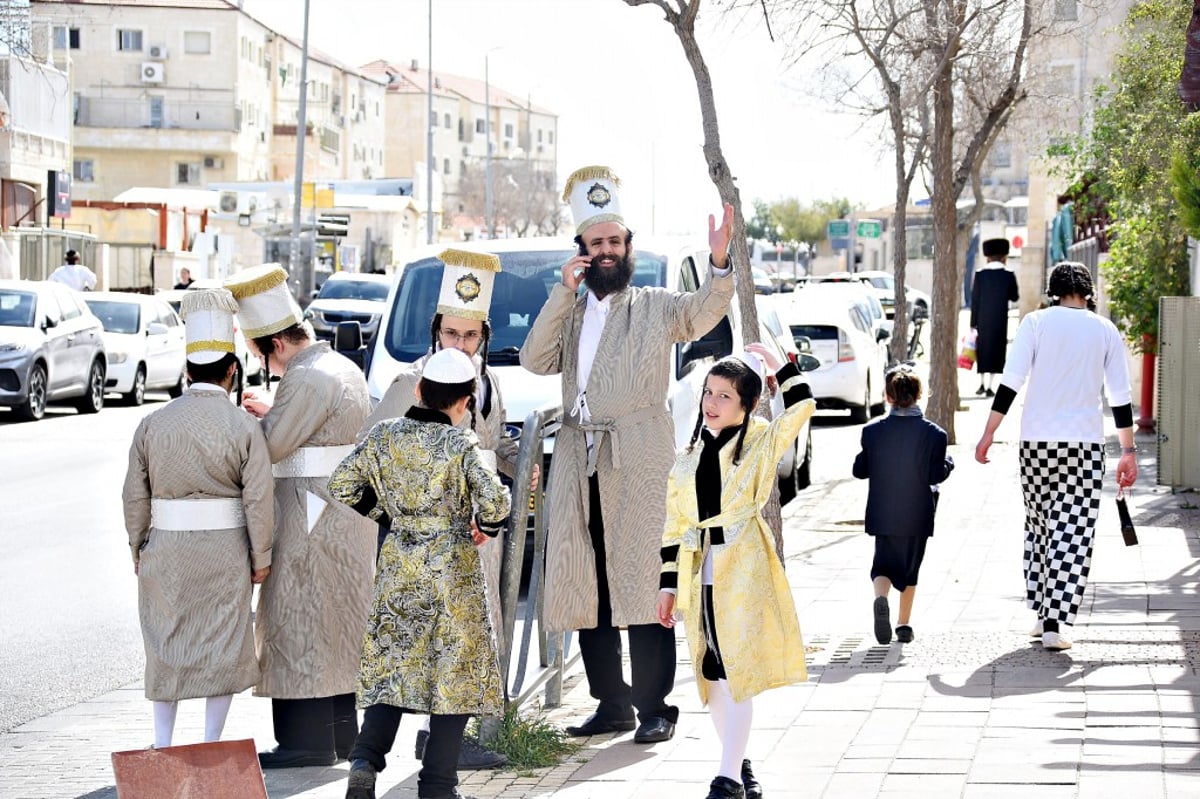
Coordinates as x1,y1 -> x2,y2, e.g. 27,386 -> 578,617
223,264 -> 303,339
436,249 -> 501,321
562,165 -> 624,235
181,288 -> 239,365
422,347 -> 476,384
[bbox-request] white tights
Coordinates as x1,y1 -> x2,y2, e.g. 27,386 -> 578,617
706,678 -> 753,782
152,695 -> 234,748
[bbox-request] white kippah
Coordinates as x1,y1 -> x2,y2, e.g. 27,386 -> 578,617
422,347 -> 476,384
719,348 -> 766,383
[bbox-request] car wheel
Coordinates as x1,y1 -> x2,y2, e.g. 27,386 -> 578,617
15,363 -> 47,422
167,367 -> 185,399
123,365 -> 147,406
849,377 -> 870,424
796,428 -> 813,491
75,359 -> 105,414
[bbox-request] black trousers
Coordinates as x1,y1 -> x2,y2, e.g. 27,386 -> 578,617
577,474 -> 679,725
271,694 -> 358,756
349,705 -> 469,798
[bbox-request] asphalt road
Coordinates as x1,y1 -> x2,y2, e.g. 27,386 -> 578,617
0,387 -> 868,734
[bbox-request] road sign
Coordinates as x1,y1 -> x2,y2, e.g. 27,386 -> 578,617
856,220 -> 882,238
828,219 -> 850,238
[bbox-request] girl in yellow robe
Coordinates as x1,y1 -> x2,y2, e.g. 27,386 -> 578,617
658,344 -> 815,799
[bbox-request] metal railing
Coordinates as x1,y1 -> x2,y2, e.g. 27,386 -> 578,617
75,96 -> 238,131
494,401 -> 578,709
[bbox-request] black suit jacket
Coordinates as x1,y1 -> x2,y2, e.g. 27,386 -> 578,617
852,412 -> 954,538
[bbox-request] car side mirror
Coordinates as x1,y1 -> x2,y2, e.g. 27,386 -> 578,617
876,327 -> 890,343
42,316 -> 58,330
797,353 -> 821,373
146,322 -> 169,336
334,320 -> 364,352
311,288 -> 321,301
794,335 -> 813,354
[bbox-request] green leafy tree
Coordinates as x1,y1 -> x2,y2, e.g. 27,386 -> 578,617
745,199 -> 780,243
1063,0 -> 1196,350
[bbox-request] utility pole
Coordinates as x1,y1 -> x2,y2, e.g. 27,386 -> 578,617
425,0 -> 434,244
289,0 -> 313,302
484,54 -> 493,239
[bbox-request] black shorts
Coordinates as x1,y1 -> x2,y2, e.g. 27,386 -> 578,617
870,535 -> 929,592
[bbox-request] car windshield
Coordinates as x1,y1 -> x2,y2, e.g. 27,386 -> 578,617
84,300 -> 141,334
381,249 -> 668,366
866,276 -> 893,290
317,279 -> 390,302
0,290 -> 37,327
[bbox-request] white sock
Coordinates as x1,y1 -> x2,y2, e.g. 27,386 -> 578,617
706,679 -> 727,745
153,700 -> 178,749
709,679 -> 753,782
204,695 -> 234,742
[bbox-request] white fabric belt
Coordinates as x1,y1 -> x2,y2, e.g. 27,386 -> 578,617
151,498 -> 246,531
272,445 -> 354,479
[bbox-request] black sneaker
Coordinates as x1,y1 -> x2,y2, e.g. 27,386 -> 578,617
895,625 -> 914,643
457,738 -> 507,770
346,759 -> 377,799
985,388 -> 995,397
873,596 -> 892,645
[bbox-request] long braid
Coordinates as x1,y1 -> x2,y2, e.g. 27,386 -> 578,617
731,415 -> 751,464
687,407 -> 706,453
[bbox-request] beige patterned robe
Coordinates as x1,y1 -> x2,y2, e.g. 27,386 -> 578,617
520,272 -> 734,631
254,342 -> 377,699
329,411 -> 511,715
360,354 -> 518,642
661,382 -> 815,704
122,386 -> 274,701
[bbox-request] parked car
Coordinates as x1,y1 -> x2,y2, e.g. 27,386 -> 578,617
158,283 -> 265,385
751,267 -> 776,295
817,270 -> 931,321
305,272 -> 392,345
0,280 -> 107,421
367,237 -> 743,455
83,292 -> 187,405
764,285 -> 889,424
753,318 -> 816,503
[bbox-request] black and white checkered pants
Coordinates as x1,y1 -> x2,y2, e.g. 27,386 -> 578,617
1018,441 -> 1105,626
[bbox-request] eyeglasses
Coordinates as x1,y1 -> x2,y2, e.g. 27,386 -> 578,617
440,328 -> 482,343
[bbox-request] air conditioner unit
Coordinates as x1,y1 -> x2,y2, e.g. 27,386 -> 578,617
202,156 -> 224,169
140,62 -> 165,83
218,191 -> 239,213
147,44 -> 168,60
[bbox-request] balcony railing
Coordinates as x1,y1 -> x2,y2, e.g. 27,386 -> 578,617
74,96 -> 239,131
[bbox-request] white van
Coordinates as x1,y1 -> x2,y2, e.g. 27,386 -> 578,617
366,236 -> 741,453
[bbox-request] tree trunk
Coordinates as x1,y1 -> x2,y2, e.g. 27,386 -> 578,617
928,58 -> 959,443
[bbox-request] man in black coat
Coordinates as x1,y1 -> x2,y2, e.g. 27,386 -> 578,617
970,238 -> 1019,397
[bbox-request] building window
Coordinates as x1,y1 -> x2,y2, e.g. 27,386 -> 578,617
53,26 -> 81,49
1048,63 -> 1077,98
989,141 -> 1012,169
116,29 -> 143,52
443,158 -> 450,174
548,130 -> 554,145
176,163 -> 201,185
1053,0 -> 1077,21
73,159 -> 95,183
183,31 -> 211,54
460,160 -> 467,176
537,128 -> 543,143
430,109 -> 437,126
475,119 -> 485,134
503,123 -> 513,139
443,112 -> 451,129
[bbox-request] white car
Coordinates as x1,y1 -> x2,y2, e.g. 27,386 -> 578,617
84,292 -> 187,405
304,272 -> 392,345
821,270 -> 931,320
765,285 -> 889,423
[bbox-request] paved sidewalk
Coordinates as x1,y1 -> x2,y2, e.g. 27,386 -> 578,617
3,366 -> 1199,798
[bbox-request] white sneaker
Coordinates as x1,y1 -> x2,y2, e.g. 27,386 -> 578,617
1030,619 -> 1043,637
1042,631 -> 1072,650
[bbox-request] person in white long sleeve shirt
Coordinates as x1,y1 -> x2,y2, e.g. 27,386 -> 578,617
48,250 -> 97,291
975,263 -> 1138,651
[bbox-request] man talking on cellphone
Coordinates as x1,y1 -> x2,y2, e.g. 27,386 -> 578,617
521,166 -> 735,744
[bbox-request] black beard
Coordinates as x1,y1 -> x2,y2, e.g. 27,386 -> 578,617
584,252 -> 634,298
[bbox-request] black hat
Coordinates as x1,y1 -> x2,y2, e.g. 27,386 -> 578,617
982,238 -> 1010,258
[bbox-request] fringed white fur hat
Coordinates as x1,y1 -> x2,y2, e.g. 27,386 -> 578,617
436,249 -> 501,321
422,347 -> 476,384
562,165 -> 624,236
180,288 -> 238,365
224,264 -> 303,339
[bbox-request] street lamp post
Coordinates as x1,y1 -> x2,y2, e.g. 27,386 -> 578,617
425,0 -> 434,244
485,53 -> 493,239
288,0 -> 312,302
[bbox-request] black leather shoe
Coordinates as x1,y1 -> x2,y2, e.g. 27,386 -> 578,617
258,746 -> 337,769
345,759 -> 377,799
706,775 -> 746,799
565,712 -> 636,737
741,759 -> 762,799
895,625 -> 914,643
633,716 -> 675,743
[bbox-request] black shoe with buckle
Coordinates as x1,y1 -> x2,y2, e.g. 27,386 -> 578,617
345,759 -> 377,799
633,716 -> 675,743
564,712 -> 636,737
741,760 -> 762,799
706,775 -> 746,799
258,746 -> 337,769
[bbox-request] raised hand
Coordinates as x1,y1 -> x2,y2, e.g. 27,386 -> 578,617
708,203 -> 735,268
